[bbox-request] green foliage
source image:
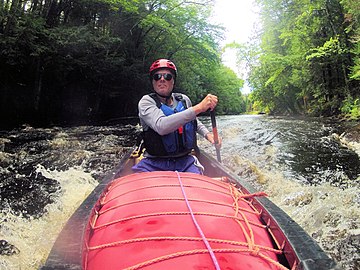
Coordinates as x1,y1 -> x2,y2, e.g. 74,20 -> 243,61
47,26 -> 124,73
4,0 -> 360,126
204,65 -> 245,114
341,97 -> 360,119
0,0 -> 248,127
306,36 -> 348,61
175,56 -> 245,114
247,0 -> 360,116
350,57 -> 360,80
0,14 -> 49,66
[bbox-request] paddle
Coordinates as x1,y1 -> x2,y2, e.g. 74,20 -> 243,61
210,110 -> 221,163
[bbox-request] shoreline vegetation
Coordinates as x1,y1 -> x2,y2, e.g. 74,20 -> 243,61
1,0 -> 359,129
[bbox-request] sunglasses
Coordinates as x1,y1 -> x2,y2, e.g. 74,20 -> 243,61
152,73 -> 173,81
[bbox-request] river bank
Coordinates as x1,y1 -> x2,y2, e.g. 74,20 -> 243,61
339,123 -> 360,156
330,122 -> 360,158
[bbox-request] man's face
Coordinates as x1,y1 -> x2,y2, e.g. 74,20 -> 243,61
152,69 -> 174,97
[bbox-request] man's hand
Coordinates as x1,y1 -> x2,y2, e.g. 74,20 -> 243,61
205,132 -> 222,149
193,94 -> 218,115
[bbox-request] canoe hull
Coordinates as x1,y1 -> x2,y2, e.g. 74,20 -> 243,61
82,171 -> 285,270
41,148 -> 337,270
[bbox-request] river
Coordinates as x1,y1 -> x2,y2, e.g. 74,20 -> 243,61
0,115 -> 359,270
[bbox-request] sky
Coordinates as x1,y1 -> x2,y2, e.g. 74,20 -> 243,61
210,0 -> 260,93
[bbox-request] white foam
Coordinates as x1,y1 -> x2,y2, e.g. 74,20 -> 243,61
0,165 -> 97,270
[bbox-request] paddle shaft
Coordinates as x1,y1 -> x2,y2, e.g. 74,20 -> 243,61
210,110 -> 221,163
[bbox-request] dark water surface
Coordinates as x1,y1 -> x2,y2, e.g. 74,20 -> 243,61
0,115 -> 359,269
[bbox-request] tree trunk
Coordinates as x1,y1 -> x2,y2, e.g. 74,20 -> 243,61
34,58 -> 43,111
4,0 -> 19,34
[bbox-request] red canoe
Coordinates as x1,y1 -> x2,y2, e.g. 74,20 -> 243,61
41,147 -> 337,270
82,172 -> 285,270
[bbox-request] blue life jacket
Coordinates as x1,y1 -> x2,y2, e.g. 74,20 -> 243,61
143,93 -> 197,157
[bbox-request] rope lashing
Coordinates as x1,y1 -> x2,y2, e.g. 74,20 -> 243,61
229,184 -> 264,257
85,173 -> 290,270
175,170 -> 220,270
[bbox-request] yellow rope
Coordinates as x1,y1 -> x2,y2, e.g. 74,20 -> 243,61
100,183 -> 230,205
123,248 -> 289,270
87,236 -> 284,255
99,196 -> 260,216
90,211 -> 267,230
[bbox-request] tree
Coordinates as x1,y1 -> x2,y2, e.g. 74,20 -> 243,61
0,0 -> 248,127
248,0 -> 360,117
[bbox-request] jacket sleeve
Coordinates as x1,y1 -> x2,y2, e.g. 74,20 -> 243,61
139,94 -> 211,137
138,94 -> 197,136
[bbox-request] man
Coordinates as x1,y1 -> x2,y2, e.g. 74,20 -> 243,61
132,59 -> 221,174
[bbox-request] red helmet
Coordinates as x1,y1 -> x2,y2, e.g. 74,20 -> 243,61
149,59 -> 177,75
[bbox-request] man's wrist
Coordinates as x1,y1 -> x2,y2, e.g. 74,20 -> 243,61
192,105 -> 202,115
